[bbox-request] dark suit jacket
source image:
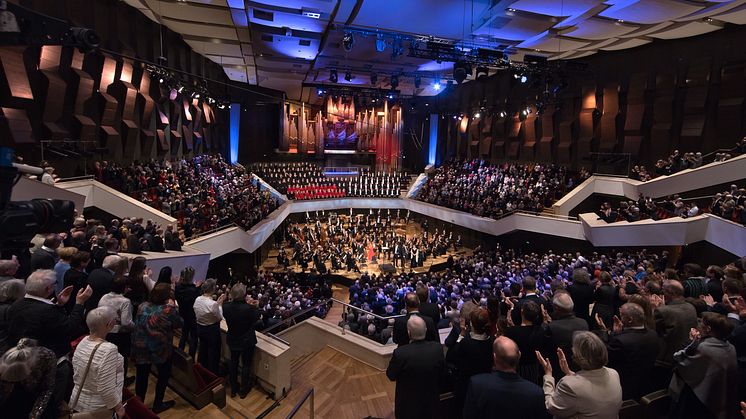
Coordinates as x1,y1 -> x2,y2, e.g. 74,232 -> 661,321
30,248 -> 56,272
603,327 -> 662,399
463,370 -> 547,419
419,301 -> 441,326
8,298 -> 86,357
386,340 -> 444,419
511,294 -> 548,326
63,269 -> 88,313
546,312 -> 589,377
223,301 -> 259,350
174,283 -> 200,323
86,268 -> 115,312
393,312 -> 439,346
654,299 -> 698,366
126,234 -> 142,254
567,282 -> 594,326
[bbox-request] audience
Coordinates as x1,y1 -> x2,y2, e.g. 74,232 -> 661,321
0,338 -> 57,418
174,267 -> 200,359
194,278 -> 224,376
98,276 -> 134,384
445,308 -> 495,406
222,283 -> 260,399
392,292 -> 439,346
0,280 -> 24,354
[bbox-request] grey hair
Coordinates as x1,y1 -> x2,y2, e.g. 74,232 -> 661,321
25,270 -> 56,297
0,339 -> 39,382
201,278 -> 217,294
407,315 -> 426,341
620,303 -> 645,327
229,283 -> 247,301
553,292 -> 574,312
0,279 -> 25,303
572,331 -> 608,370
572,268 -> 590,285
0,259 -> 19,276
86,307 -> 116,333
102,255 -> 121,270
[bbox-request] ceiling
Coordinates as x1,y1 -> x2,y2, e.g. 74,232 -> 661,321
123,0 -> 746,102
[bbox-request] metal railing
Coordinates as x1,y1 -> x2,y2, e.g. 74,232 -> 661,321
286,388 -> 315,419
261,299 -> 333,335
330,298 -> 406,321
185,223 -> 239,240
55,175 -> 95,182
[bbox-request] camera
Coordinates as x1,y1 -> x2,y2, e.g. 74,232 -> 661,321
0,147 -> 75,250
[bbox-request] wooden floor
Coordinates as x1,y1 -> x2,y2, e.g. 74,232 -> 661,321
156,345 -> 395,419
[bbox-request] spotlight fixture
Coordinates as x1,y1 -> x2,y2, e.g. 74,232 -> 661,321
375,34 -> 386,52
386,91 -> 395,100
342,32 -> 354,52
433,81 -> 441,91
499,111 -> 507,118
177,85 -> 185,93
390,74 -> 399,89
521,107 -> 531,116
344,70 -> 353,82
370,72 -> 378,85
329,69 -> 338,83
66,27 -> 101,53
158,78 -> 164,83
317,88 -> 325,96
414,75 -> 421,89
474,112 -> 481,118
453,61 -> 472,84
458,115 -> 463,121
520,75 -> 528,83
452,115 -> 457,120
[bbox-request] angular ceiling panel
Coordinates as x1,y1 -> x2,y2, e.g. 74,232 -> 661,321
648,21 -> 723,40
162,18 -> 238,40
563,18 -> 639,40
599,0 -> 704,24
600,37 -> 652,51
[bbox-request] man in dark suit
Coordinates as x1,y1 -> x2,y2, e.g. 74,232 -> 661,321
222,284 -> 260,398
393,292 -> 439,346
386,316 -> 444,419
597,302 -> 662,400
416,285 -> 441,326
8,269 -> 92,416
545,292 -> 588,378
85,254 -> 121,311
30,234 -> 60,272
653,280 -> 698,387
511,276 -> 547,326
463,336 -> 547,419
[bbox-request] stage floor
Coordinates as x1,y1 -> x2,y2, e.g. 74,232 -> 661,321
260,219 -> 473,280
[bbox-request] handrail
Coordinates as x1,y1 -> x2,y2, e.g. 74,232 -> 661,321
330,298 -> 406,321
186,222 -> 239,240
701,145 -> 739,160
56,175 -> 95,182
265,332 -> 290,346
286,388 -> 314,419
261,298 -> 332,334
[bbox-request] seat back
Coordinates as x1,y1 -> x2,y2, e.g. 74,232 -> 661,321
619,399 -> 642,419
170,348 -> 200,392
640,389 -> 671,419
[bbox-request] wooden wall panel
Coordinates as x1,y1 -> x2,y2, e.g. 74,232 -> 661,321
577,84 -> 597,163
622,73 -> 648,156
714,62 -> 746,150
520,112 -> 537,160
679,62 -> 711,152
492,115 -> 507,159
506,114 -> 522,159
537,106 -> 555,161
650,73 -> 675,158
599,84 -> 620,153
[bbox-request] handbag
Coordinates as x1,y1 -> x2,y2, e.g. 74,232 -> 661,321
62,341 -> 116,419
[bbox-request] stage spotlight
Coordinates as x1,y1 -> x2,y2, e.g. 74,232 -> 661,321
521,107 -> 531,116
476,66 -> 489,80
342,32 -> 354,52
474,112 -> 481,118
344,70 -> 352,82
499,111 -> 507,118
414,75 -> 421,89
453,61 -> 472,84
375,34 -> 386,52
316,88 -> 325,96
386,91 -> 395,100
458,114 -> 463,121
158,78 -> 164,83
329,69 -> 338,83
452,115 -> 457,120
520,75 -> 528,83
370,72 -> 378,85
433,81 -> 441,91
390,74 -> 399,89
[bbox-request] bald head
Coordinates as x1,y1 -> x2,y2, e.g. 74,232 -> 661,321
553,292 -> 574,313
407,315 -> 426,341
493,336 -> 520,372
404,292 -> 420,312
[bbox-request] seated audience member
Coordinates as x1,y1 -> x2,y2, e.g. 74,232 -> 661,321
537,331 -> 623,418
132,283 -> 183,414
504,300 -> 548,385
70,307 -> 125,418
386,316 -> 444,419
595,302 -> 662,400
175,267 -> 200,358
545,292 -> 589,377
670,312 -> 738,419
0,279 -> 24,353
463,336 -> 547,419
194,278 -> 225,376
8,270 -> 93,416
392,292 -> 438,346
447,308 -> 495,407
0,256 -> 20,283
98,276 -> 134,383
0,338 -> 57,418
222,283 -> 260,398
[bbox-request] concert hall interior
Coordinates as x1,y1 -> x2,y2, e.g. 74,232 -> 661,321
2,1 -> 746,418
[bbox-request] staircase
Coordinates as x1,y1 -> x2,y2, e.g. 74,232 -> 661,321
541,206 -> 556,217
401,173 -> 421,197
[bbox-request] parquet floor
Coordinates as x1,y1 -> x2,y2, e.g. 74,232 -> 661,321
155,345 -> 395,419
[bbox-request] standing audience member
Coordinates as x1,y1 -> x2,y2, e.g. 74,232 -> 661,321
52,247 -> 76,295
537,331 -> 622,418
392,292 -> 438,345
124,257 -> 153,315
653,280 -> 698,387
194,278 -> 225,376
595,302 -> 662,399
591,272 -> 618,330
447,307 -> 495,408
97,276 -> 134,384
86,255 -> 122,312
0,338 -> 57,418
511,276 -> 547,326
463,336 -> 547,419
69,307 -> 125,418
567,268 -> 593,328
132,283 -> 183,414
63,251 -> 90,313
386,316 -> 444,419
504,300 -> 548,385
0,257 -> 20,283
7,270 -> 92,416
545,293 -> 588,377
30,234 -> 60,272
417,285 -> 441,325
175,267 -> 200,358
669,312 -> 738,419
222,283 -> 259,398
0,279 -> 25,353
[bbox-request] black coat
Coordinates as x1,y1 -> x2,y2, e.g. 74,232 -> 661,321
63,269 -> 88,313
446,335 -> 495,404
511,294 -> 548,326
419,301 -> 441,326
393,312 -> 439,346
567,282 -> 594,326
86,268 -> 114,312
29,248 -> 56,272
386,340 -> 444,419
603,327 -> 662,400
7,298 -> 86,358
174,283 -> 200,323
223,301 -> 259,350
462,370 -> 548,419
545,312 -> 589,377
